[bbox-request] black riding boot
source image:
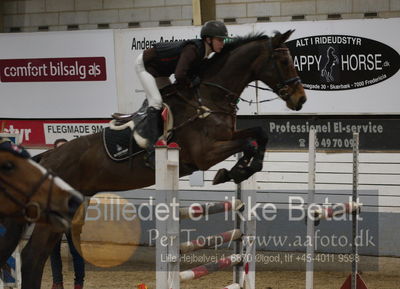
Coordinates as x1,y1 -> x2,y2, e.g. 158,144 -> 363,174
145,107 -> 161,169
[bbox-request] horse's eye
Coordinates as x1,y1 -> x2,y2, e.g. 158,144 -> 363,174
281,59 -> 289,66
0,161 -> 15,172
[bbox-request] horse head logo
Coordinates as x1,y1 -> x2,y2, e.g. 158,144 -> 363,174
321,46 -> 339,82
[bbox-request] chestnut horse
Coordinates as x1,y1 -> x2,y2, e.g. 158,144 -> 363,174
3,30 -> 306,288
0,138 -> 83,274
0,138 -> 82,229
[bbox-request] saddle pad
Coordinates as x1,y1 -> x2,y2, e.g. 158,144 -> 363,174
103,127 -> 144,162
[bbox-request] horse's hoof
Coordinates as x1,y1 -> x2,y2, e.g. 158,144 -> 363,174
250,161 -> 263,172
213,169 -> 231,185
231,168 -> 253,184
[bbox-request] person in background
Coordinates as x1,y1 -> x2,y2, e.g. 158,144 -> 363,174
50,138 -> 85,289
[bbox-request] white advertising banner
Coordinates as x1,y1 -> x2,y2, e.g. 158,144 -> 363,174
254,18 -> 400,114
115,18 -> 400,115
114,24 -> 257,115
0,30 -> 118,118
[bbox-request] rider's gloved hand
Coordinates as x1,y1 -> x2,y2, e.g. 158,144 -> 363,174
190,76 -> 201,88
175,78 -> 190,90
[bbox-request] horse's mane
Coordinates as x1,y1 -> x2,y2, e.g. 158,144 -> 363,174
199,32 -> 270,76
220,32 -> 269,55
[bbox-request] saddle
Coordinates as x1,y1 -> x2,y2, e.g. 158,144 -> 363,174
103,99 -> 174,162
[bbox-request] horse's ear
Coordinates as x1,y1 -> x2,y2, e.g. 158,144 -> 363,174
283,29 -> 295,42
273,29 -> 295,47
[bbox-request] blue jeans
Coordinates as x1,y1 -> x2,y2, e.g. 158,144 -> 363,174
50,231 -> 85,285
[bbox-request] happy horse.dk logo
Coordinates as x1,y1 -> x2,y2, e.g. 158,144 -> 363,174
286,34 -> 400,91
321,46 -> 339,82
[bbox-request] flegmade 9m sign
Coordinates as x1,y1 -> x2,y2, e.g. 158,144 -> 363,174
286,35 -> 400,91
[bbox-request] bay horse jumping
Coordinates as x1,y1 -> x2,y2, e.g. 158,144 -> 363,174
4,30 -> 306,288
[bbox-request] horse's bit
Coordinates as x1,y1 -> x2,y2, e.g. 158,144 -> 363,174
201,44 -> 301,104
0,169 -> 56,222
269,46 -> 301,100
168,41 -> 301,132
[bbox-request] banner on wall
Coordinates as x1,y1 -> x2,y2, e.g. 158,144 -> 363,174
115,19 -> 400,115
0,119 -> 109,148
0,19 -> 399,120
237,115 -> 400,151
0,57 -> 107,82
114,25 -> 258,116
0,30 -> 118,118
2,116 -> 398,151
254,19 -> 400,114
286,35 -> 399,91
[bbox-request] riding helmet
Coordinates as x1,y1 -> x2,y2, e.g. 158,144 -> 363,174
200,21 -> 228,39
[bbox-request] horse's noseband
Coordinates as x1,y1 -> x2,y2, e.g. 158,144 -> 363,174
276,76 -> 301,101
271,47 -> 301,101
23,202 -> 42,222
0,168 -> 56,222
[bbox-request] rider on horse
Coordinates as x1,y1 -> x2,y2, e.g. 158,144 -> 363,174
135,20 -> 228,168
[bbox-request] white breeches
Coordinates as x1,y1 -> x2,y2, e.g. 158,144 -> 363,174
135,53 -> 171,110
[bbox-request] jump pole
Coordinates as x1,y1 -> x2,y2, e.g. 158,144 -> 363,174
0,242 -> 22,289
235,168 -> 257,289
155,141 -> 256,289
304,131 -> 367,289
352,133 -> 360,289
339,133 -> 368,289
305,129 -> 316,289
155,141 -> 180,289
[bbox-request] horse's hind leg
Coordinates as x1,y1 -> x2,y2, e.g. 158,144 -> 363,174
20,225 -> 62,289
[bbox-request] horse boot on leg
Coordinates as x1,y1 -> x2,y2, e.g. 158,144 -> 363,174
213,140 -> 258,185
144,106 -> 162,169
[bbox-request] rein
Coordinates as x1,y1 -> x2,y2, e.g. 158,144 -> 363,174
167,86 -> 237,134
202,81 -> 238,98
200,43 -> 301,106
0,169 -> 55,222
167,38 -> 301,133
203,81 -> 279,105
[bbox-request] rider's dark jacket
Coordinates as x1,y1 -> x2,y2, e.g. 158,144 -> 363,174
143,39 -> 206,87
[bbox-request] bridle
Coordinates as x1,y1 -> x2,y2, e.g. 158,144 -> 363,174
167,38 -> 302,132
269,45 -> 301,101
202,40 -> 301,104
0,168 -> 56,222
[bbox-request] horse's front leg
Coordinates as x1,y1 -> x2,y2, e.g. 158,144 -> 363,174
21,225 -> 62,289
194,126 -> 267,185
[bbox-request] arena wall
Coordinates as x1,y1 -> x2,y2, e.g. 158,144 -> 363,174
2,0 -> 400,33
1,2 -> 399,257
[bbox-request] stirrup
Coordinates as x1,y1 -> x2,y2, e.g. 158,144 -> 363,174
112,112 -> 135,120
